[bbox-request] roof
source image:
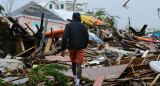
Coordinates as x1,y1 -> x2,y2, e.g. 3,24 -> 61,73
54,9 -> 73,20
38,2 -> 48,7
53,9 -> 86,21
67,6 -> 83,12
8,1 -> 66,23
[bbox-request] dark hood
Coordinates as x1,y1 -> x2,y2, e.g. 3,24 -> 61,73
72,12 -> 81,22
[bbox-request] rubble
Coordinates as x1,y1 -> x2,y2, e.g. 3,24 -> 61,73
0,12 -> 160,86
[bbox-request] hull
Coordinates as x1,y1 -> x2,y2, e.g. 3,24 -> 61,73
45,28 -> 64,38
81,15 -> 104,26
134,36 -> 157,43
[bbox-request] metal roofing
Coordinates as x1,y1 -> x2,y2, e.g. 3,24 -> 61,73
8,1 -> 66,22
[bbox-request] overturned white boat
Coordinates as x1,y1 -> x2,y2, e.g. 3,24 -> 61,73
149,61 -> 160,72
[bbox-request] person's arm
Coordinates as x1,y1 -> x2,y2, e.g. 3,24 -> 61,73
61,24 -> 70,50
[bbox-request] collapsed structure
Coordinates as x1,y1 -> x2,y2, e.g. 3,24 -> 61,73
0,1 -> 160,86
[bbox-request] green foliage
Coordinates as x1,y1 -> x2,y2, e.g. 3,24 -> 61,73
0,5 -> 4,13
0,78 -> 16,86
93,8 -> 106,18
8,84 -> 16,86
86,8 -> 106,18
0,78 -> 3,85
6,69 -> 12,73
27,64 -> 69,86
153,31 -> 160,33
86,8 -> 120,29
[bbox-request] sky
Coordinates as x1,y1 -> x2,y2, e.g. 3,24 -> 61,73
1,0 -> 160,30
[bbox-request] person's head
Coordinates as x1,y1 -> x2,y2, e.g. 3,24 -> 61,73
72,12 -> 81,22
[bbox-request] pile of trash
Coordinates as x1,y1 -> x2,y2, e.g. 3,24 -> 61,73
0,13 -> 160,86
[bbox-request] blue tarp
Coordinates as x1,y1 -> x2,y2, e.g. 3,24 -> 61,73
89,32 -> 104,43
152,33 -> 160,36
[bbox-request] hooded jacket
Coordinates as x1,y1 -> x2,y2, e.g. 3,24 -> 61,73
61,13 -> 89,50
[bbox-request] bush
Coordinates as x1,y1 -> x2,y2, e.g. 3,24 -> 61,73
27,64 -> 69,86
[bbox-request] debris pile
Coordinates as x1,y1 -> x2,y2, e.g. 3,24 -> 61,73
0,13 -> 160,86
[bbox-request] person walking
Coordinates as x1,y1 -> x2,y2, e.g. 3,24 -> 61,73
61,12 -> 89,86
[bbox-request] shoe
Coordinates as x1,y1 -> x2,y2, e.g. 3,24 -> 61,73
70,82 -> 75,86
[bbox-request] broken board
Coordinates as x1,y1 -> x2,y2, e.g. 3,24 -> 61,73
64,64 -> 129,80
45,56 -> 71,62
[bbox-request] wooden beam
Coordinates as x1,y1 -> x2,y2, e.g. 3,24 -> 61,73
25,23 -> 35,35
30,47 -> 42,58
156,54 -> 160,61
40,13 -> 44,31
93,75 -> 105,86
44,38 -> 52,53
36,24 -> 40,31
8,17 -> 30,34
141,54 -> 149,65
112,55 -> 159,66
150,74 -> 160,86
116,54 -> 124,65
12,46 -> 35,59
50,27 -> 54,42
20,37 -> 25,51
16,38 -> 22,54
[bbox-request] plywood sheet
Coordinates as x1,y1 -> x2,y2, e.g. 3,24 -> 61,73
64,64 -> 129,80
45,56 -> 70,62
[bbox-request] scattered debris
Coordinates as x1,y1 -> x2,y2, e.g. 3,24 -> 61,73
0,5 -> 160,85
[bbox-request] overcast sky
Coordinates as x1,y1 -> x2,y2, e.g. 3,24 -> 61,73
1,0 -> 160,29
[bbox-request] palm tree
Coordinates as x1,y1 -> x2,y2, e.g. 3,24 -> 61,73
93,8 -> 106,18
86,8 -> 120,29
73,0 -> 76,12
0,5 -> 4,16
86,8 -> 106,18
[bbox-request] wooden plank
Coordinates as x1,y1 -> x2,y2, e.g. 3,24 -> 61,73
150,74 -> 160,86
36,24 -> 40,32
142,50 -> 149,58
131,64 -> 147,86
140,24 -> 148,35
30,47 -> 42,58
45,56 -> 70,62
93,75 -> 105,86
141,54 -> 149,65
127,64 -> 150,71
129,69 -> 152,77
10,23 -> 16,35
156,54 -> 160,61
8,17 -> 30,34
20,37 -> 25,51
101,29 -> 110,34
44,38 -> 52,53
12,46 -> 35,59
51,41 -> 58,51
64,64 -> 129,80
111,55 -> 159,66
50,27 -> 54,42
116,54 -> 124,65
137,69 -> 152,76
16,38 -> 22,54
40,13 -> 44,31
129,56 -> 136,65
39,19 -> 48,47
25,23 -> 35,35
